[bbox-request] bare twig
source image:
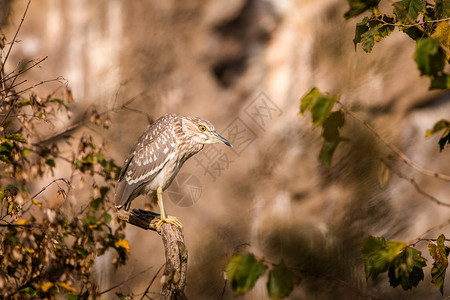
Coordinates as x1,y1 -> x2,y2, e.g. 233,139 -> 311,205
140,264 -> 165,300
1,0 -> 31,73
376,16 -> 450,28
33,117 -> 87,145
4,76 -> 65,99
409,218 -> 450,246
1,56 -> 48,84
0,79 -> 27,94
31,178 -> 72,200
387,161 -> 450,207
99,266 -> 153,295
337,101 -> 450,181
34,92 -> 148,146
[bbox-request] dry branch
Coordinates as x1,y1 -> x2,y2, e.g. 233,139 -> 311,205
116,208 -> 188,299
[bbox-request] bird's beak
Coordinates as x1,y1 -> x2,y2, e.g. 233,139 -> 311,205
210,132 -> 232,147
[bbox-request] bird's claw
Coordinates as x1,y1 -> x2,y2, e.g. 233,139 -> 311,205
155,215 -> 184,236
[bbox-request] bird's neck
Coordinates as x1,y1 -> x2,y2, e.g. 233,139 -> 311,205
178,142 -> 204,165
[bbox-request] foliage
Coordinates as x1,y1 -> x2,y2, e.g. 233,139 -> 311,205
226,253 -> 297,299
426,119 -> 450,152
0,22 -> 127,299
428,234 -> 450,295
299,88 -> 345,166
347,0 -> 450,89
299,87 -> 450,294
300,88 -> 448,167
360,236 -> 427,290
361,235 -> 450,293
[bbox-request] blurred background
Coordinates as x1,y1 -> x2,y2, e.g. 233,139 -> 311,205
2,0 -> 450,299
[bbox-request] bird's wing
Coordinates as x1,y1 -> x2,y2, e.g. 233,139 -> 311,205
114,115 -> 179,209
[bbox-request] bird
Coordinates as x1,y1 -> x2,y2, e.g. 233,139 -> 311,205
114,113 -> 232,233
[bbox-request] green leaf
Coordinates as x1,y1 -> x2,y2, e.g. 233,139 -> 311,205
361,236 -> 388,279
2,120 -> 14,129
226,253 -> 268,296
388,246 -> 426,290
426,119 -> 450,151
344,0 -> 381,19
5,133 -> 26,142
20,98 -> 31,106
0,140 -> 13,155
65,295 -> 78,300
21,286 -> 37,297
323,110 -> 345,142
355,16 -> 394,52
360,26 -> 376,52
50,98 -> 69,109
45,158 -> 56,168
100,186 -> 109,198
299,88 -> 338,126
299,88 -> 319,114
361,236 -> 407,280
414,38 -> 446,76
404,26 -> 425,40
319,110 -> 345,166
101,214 -> 111,224
22,148 -> 32,156
374,17 -> 394,41
353,17 -> 370,49
76,247 -> 89,258
438,128 -> 450,152
435,0 -> 450,18
393,0 -> 426,25
115,292 -> 128,300
82,216 -> 97,226
430,74 -> 450,89
319,140 -> 341,166
426,119 -> 450,137
429,234 -> 449,295
267,260 -> 295,299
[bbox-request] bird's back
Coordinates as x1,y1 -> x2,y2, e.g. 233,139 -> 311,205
114,114 -> 181,209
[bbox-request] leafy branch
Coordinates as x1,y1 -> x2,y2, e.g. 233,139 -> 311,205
299,87 -> 450,294
347,0 -> 450,89
0,5 -> 136,298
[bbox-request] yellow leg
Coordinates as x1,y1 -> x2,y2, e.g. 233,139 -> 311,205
155,186 -> 184,235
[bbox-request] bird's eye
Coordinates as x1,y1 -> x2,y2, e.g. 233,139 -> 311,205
199,125 -> 207,132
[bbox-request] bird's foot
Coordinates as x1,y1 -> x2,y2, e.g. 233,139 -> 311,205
155,215 -> 184,236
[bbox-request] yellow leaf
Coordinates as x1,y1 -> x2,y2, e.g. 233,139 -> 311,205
432,22 -> 450,59
24,248 -> 35,254
378,161 -> 390,189
32,199 -> 41,207
114,239 -> 130,253
40,281 -> 53,292
56,282 -> 77,294
16,219 -> 27,225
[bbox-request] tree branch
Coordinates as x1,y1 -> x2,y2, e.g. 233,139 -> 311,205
116,208 -> 188,299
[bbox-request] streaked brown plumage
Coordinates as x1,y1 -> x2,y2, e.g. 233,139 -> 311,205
115,113 -> 231,232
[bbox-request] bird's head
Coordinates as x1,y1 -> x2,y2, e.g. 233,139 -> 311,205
182,117 -> 232,147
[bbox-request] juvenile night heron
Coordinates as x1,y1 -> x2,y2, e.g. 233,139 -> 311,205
115,113 -> 232,233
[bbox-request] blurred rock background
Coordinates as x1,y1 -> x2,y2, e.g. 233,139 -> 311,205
2,0 -> 450,299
